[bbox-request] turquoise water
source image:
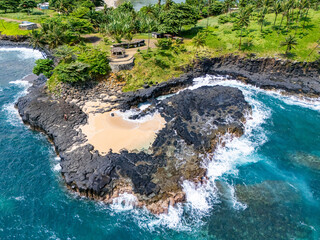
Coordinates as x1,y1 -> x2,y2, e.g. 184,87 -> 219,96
0,48 -> 319,239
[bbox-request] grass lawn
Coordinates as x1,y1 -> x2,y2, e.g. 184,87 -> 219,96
0,20 -> 30,35
0,9 -> 54,23
182,9 -> 320,62
120,45 -> 215,92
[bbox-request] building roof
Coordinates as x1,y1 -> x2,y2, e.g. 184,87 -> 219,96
111,47 -> 125,53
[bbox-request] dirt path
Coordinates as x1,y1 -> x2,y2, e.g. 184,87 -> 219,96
0,17 -> 23,23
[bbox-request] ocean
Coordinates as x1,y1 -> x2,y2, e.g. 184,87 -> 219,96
0,47 -> 319,240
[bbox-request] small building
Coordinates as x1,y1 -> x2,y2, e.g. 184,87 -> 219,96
19,21 -> 38,30
111,47 -> 126,58
152,32 -> 162,38
163,34 -> 173,39
38,2 -> 49,10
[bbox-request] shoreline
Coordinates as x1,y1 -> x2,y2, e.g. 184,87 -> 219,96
12,50 -> 320,214
0,40 -> 54,59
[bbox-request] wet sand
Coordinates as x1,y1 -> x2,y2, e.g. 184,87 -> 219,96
81,102 -> 166,154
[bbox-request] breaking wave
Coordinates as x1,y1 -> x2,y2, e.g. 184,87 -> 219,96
0,47 -> 43,60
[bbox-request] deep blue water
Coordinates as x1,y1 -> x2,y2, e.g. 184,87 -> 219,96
0,48 -> 319,240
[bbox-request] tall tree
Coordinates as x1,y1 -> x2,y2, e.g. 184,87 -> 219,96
0,0 -> 20,13
20,0 -> 37,15
273,0 -> 282,26
236,6 -> 252,50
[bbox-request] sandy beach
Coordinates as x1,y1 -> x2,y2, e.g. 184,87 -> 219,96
81,101 -> 166,154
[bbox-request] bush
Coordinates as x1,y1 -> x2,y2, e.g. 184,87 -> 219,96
78,48 -> 111,78
54,62 -> 90,83
156,38 -> 173,50
209,0 -> 223,16
33,59 -> 54,78
218,15 -> 231,24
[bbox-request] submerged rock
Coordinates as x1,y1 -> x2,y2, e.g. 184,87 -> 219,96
289,152 -> 320,171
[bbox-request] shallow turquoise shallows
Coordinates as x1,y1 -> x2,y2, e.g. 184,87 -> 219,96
0,48 -> 319,240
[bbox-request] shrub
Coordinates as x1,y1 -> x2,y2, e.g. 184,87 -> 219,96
218,15 -> 231,24
156,38 -> 173,50
209,0 -> 223,16
54,62 -> 90,83
33,59 -> 54,78
78,48 -> 111,78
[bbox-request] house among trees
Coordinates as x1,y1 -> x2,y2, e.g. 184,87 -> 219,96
111,47 -> 126,58
38,2 -> 49,10
19,21 -> 38,30
152,32 -> 162,38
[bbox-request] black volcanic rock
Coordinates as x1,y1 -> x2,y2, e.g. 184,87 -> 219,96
15,55 -> 320,214
16,79 -> 249,213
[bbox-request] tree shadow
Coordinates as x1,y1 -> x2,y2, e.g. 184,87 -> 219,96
304,23 -> 315,31
181,26 -> 204,39
279,52 -> 297,59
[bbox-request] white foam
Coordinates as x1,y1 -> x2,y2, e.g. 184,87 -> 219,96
0,47 -> 44,60
2,78 -> 32,127
111,193 -> 138,211
53,164 -> 61,172
147,204 -> 191,231
127,75 -> 273,231
98,75 -> 320,232
182,181 -> 211,212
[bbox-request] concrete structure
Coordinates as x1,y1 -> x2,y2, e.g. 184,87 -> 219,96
111,47 -> 126,58
19,21 -> 38,30
112,40 -> 145,49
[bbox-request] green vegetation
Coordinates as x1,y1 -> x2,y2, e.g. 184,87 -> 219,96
0,19 -> 30,35
1,0 -> 320,92
35,45 -> 110,88
33,59 -> 54,78
183,8 -> 320,61
121,40 -> 206,92
0,10 -> 54,23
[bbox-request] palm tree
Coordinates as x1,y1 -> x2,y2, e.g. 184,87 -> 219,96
192,32 -> 206,55
280,35 -> 298,54
258,6 -> 268,32
29,30 -> 46,58
273,0 -> 282,26
236,7 -> 252,50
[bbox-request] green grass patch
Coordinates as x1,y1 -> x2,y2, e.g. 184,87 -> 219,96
121,45 -> 215,92
0,9 -> 54,23
0,20 -> 30,35
181,9 -> 320,62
